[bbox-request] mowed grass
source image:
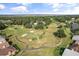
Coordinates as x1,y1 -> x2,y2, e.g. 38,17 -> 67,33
17,48 -> 54,56
4,25 -> 27,36
3,25 -> 28,49
3,21 -> 72,56
53,25 -> 73,56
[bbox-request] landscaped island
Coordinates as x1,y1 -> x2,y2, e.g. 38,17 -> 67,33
0,15 -> 77,56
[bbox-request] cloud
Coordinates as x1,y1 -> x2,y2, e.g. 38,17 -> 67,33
17,3 -> 31,7
58,6 -> 79,14
11,6 -> 28,12
53,3 -> 61,8
0,4 -> 5,10
73,6 -> 79,13
48,3 -> 63,12
32,3 -> 79,15
20,3 -> 29,6
1,3 -> 79,15
47,3 -> 79,14
48,3 -> 60,8
17,3 -> 26,5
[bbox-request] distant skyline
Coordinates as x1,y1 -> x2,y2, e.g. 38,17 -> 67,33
0,3 -> 79,15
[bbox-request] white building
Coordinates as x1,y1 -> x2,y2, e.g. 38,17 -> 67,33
62,49 -> 79,56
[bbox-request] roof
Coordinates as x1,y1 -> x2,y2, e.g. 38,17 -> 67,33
71,23 -> 79,30
0,46 -> 16,56
0,36 -> 5,42
72,18 -> 75,20
72,35 -> 79,41
69,43 -> 79,52
62,49 -> 79,56
0,42 -> 9,49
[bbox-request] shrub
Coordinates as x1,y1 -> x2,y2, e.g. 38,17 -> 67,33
0,21 -> 7,30
54,47 -> 65,56
53,29 -> 66,38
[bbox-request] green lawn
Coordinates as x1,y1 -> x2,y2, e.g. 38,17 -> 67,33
53,26 -> 73,56
17,48 -> 54,56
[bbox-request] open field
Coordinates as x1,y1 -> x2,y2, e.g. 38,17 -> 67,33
2,20 -> 72,56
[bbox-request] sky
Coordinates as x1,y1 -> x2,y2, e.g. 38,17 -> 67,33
0,3 -> 79,15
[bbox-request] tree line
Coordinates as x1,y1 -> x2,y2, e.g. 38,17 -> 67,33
0,16 -> 53,30
0,15 -> 74,30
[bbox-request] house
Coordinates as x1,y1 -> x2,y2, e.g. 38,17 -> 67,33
62,18 -> 79,56
0,42 -> 9,49
62,35 -> 79,56
72,35 -> 79,44
72,35 -> 79,41
0,35 -> 16,56
0,46 -> 16,56
69,35 -> 79,52
71,18 -> 75,23
71,23 -> 79,31
0,36 -> 6,43
69,42 -> 79,52
62,48 -> 79,56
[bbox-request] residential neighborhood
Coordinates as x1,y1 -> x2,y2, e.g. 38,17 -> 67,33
0,36 -> 16,56
1,14 -> 79,56
62,18 -> 79,56
0,15 -> 77,56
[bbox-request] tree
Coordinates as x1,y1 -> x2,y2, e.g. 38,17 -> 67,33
8,41 -> 13,45
0,21 -> 7,30
53,16 -> 71,22
53,29 -> 66,38
34,22 -> 44,29
54,47 -> 65,56
0,16 -> 52,29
